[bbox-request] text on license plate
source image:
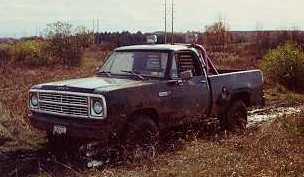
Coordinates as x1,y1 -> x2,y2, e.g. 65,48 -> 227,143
53,125 -> 67,135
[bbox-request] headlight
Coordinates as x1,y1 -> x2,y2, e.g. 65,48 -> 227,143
30,93 -> 39,108
90,98 -> 105,118
93,101 -> 103,114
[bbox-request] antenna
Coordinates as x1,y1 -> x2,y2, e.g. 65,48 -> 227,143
171,0 -> 174,44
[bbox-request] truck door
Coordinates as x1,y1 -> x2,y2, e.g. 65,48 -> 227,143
168,50 -> 210,123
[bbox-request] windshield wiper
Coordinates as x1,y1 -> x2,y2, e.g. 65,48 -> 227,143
97,71 -> 112,77
120,70 -> 145,80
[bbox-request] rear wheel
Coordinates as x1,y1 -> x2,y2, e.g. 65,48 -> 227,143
222,100 -> 247,133
121,114 -> 159,161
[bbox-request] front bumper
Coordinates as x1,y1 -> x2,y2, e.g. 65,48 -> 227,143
29,111 -> 111,141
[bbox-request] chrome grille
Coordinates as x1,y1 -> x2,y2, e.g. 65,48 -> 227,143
39,92 -> 88,105
38,92 -> 89,118
39,102 -> 88,116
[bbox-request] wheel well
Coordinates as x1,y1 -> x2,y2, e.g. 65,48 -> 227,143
129,108 -> 159,126
231,92 -> 250,106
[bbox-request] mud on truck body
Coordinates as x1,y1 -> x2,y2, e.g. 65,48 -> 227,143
28,44 -> 264,164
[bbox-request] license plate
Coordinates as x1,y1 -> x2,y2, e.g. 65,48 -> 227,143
53,125 -> 67,135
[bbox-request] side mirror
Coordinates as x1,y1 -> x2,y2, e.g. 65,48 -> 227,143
180,70 -> 193,80
96,66 -> 100,73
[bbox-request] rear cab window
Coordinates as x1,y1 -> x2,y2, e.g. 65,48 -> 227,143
171,50 -> 203,79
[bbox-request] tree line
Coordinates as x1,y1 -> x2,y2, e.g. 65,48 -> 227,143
1,20 -> 304,66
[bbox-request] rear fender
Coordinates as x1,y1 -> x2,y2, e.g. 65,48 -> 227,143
217,88 -> 251,115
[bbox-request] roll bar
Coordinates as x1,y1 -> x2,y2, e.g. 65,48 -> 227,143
191,44 -> 219,75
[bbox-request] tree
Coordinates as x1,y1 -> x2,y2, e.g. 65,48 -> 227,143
44,21 -> 92,66
204,17 -> 232,47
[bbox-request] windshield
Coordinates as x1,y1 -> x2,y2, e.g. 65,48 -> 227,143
100,51 -> 169,78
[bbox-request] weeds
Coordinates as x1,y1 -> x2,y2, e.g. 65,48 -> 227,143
280,113 -> 304,136
264,85 -> 304,107
211,51 -> 256,70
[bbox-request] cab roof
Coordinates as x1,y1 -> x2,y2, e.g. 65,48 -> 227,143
115,44 -> 191,52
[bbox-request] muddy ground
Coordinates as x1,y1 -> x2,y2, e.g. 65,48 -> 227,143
0,105 -> 302,177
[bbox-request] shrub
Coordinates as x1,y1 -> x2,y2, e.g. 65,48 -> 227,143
0,22 -> 92,67
8,41 -> 49,66
260,41 -> 304,91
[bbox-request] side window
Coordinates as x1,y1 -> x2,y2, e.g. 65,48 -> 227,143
134,52 -> 168,77
171,51 -> 202,78
145,53 -> 167,72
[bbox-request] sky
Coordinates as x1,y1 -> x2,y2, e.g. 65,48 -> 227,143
0,0 -> 303,38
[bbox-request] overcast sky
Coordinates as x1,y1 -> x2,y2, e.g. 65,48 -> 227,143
0,0 -> 303,37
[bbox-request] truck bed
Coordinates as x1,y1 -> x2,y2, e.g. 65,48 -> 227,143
217,69 -> 244,74
208,70 -> 264,114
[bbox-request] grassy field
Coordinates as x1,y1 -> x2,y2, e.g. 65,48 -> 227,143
0,48 -> 106,150
87,113 -> 304,177
0,47 -> 304,176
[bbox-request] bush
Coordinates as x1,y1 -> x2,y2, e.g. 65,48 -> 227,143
260,41 -> 304,91
0,22 -> 92,67
8,41 -> 49,66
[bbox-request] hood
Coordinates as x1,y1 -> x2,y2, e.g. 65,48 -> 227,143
34,77 -> 152,93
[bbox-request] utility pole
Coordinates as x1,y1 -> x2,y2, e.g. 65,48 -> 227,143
164,0 -> 167,43
38,25 -> 41,37
92,18 -> 96,45
97,18 -> 100,33
97,18 -> 100,44
35,25 -> 38,37
171,0 -> 174,44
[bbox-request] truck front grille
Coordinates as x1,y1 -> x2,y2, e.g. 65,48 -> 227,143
38,92 -> 89,118
39,92 -> 88,106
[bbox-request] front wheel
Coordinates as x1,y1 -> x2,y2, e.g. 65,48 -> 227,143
47,133 -> 81,161
222,100 -> 248,133
121,115 -> 159,161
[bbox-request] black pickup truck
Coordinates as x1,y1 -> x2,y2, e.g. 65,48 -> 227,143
28,44 -> 264,161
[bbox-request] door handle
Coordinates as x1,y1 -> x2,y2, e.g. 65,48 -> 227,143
168,80 -> 183,86
177,80 -> 183,85
200,80 -> 207,84
159,91 -> 172,97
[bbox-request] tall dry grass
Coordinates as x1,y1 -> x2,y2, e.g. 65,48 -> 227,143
88,113 -> 304,177
0,49 -> 107,145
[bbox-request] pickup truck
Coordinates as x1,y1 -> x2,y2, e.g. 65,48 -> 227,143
28,44 -> 264,162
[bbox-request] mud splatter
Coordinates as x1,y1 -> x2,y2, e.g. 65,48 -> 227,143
248,106 -> 303,127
